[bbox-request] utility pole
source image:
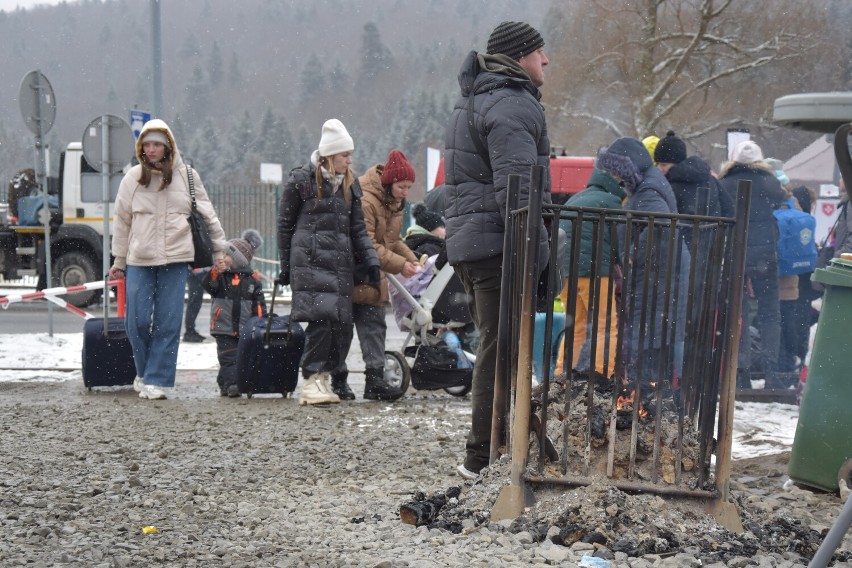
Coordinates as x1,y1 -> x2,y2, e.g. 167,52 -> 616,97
150,0 -> 163,119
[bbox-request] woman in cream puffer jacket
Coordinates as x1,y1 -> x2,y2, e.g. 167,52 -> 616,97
108,119 -> 226,400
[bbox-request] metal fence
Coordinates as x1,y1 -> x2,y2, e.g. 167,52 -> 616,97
206,184 -> 281,282
491,166 -> 751,526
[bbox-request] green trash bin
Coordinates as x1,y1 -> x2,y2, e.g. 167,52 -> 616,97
789,257 -> 852,492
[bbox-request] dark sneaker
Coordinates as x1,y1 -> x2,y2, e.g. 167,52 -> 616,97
226,384 -> 241,398
183,330 -> 206,343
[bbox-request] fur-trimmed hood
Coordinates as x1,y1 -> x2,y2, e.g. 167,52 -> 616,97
135,119 -> 183,169
717,159 -> 775,179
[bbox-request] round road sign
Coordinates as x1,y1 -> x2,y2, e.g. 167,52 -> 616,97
19,70 -> 56,136
81,115 -> 135,174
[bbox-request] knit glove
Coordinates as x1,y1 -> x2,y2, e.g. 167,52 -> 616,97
276,271 -> 290,287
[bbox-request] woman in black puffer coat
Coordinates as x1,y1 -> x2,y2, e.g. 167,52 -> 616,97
718,140 -> 787,388
277,119 -> 379,406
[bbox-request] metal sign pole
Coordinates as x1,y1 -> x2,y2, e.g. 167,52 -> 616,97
19,70 -> 58,335
81,113 -> 134,323
33,72 -> 54,335
150,0 -> 163,118
101,116 -> 111,317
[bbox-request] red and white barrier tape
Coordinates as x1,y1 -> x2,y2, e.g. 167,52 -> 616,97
0,279 -> 119,306
43,294 -> 95,319
0,279 -> 125,321
253,256 -> 280,266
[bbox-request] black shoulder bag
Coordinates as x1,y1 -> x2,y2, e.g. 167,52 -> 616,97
812,201 -> 847,293
186,166 -> 215,268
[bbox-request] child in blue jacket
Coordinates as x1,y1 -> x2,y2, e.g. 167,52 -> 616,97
203,229 -> 266,397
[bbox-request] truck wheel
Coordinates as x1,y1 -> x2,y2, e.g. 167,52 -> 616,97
54,251 -> 99,308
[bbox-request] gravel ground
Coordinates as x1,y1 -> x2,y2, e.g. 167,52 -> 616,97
1,373 -> 851,567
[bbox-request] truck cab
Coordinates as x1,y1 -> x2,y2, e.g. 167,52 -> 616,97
0,142 -> 125,307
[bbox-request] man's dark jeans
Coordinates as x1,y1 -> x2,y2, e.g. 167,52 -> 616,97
455,256 -> 502,473
185,268 -> 205,334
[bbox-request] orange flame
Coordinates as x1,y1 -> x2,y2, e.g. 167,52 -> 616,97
616,388 -> 648,417
616,389 -> 634,410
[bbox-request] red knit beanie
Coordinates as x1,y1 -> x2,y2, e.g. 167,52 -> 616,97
380,149 -> 416,185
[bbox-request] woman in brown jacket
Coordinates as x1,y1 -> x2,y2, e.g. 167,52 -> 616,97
336,150 -> 420,401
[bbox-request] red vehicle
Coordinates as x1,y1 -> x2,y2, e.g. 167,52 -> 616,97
549,155 -> 595,202
432,154 -> 595,203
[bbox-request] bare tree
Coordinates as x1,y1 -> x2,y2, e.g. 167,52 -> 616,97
545,0 -> 842,155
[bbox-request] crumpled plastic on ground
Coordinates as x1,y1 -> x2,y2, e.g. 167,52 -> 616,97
578,556 -> 611,568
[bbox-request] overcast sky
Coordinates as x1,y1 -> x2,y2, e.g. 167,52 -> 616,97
0,0 -> 76,11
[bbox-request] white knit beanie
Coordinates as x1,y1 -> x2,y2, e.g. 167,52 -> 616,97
317,119 -> 354,157
141,130 -> 171,149
731,140 -> 763,164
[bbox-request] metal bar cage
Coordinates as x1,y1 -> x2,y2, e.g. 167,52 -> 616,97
495,168 -> 750,502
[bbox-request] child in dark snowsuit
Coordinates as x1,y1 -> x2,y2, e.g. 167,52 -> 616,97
203,229 -> 266,397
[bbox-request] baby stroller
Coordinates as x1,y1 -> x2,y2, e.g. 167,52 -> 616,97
385,256 -> 474,397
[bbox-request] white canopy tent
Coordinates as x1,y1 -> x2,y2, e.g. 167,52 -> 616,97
783,135 -> 838,186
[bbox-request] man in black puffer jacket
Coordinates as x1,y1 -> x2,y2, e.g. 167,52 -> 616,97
656,131 -> 735,357
655,131 -> 735,230
444,21 -> 552,480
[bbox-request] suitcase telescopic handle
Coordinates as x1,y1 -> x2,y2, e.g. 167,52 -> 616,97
262,283 -> 293,349
101,278 -> 127,338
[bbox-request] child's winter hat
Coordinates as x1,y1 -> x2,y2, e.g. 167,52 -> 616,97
766,157 -> 791,186
412,203 -> 444,231
318,118 -> 354,157
381,149 -> 416,185
226,229 -> 263,270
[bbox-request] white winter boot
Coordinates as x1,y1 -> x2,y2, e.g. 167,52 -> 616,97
298,373 -> 341,405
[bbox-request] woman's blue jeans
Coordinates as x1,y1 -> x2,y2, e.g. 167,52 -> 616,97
125,263 -> 188,387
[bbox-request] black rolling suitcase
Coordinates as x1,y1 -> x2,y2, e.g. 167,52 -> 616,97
82,281 -> 135,389
236,284 -> 305,398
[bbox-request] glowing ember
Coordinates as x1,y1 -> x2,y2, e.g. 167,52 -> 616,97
616,388 -> 649,417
